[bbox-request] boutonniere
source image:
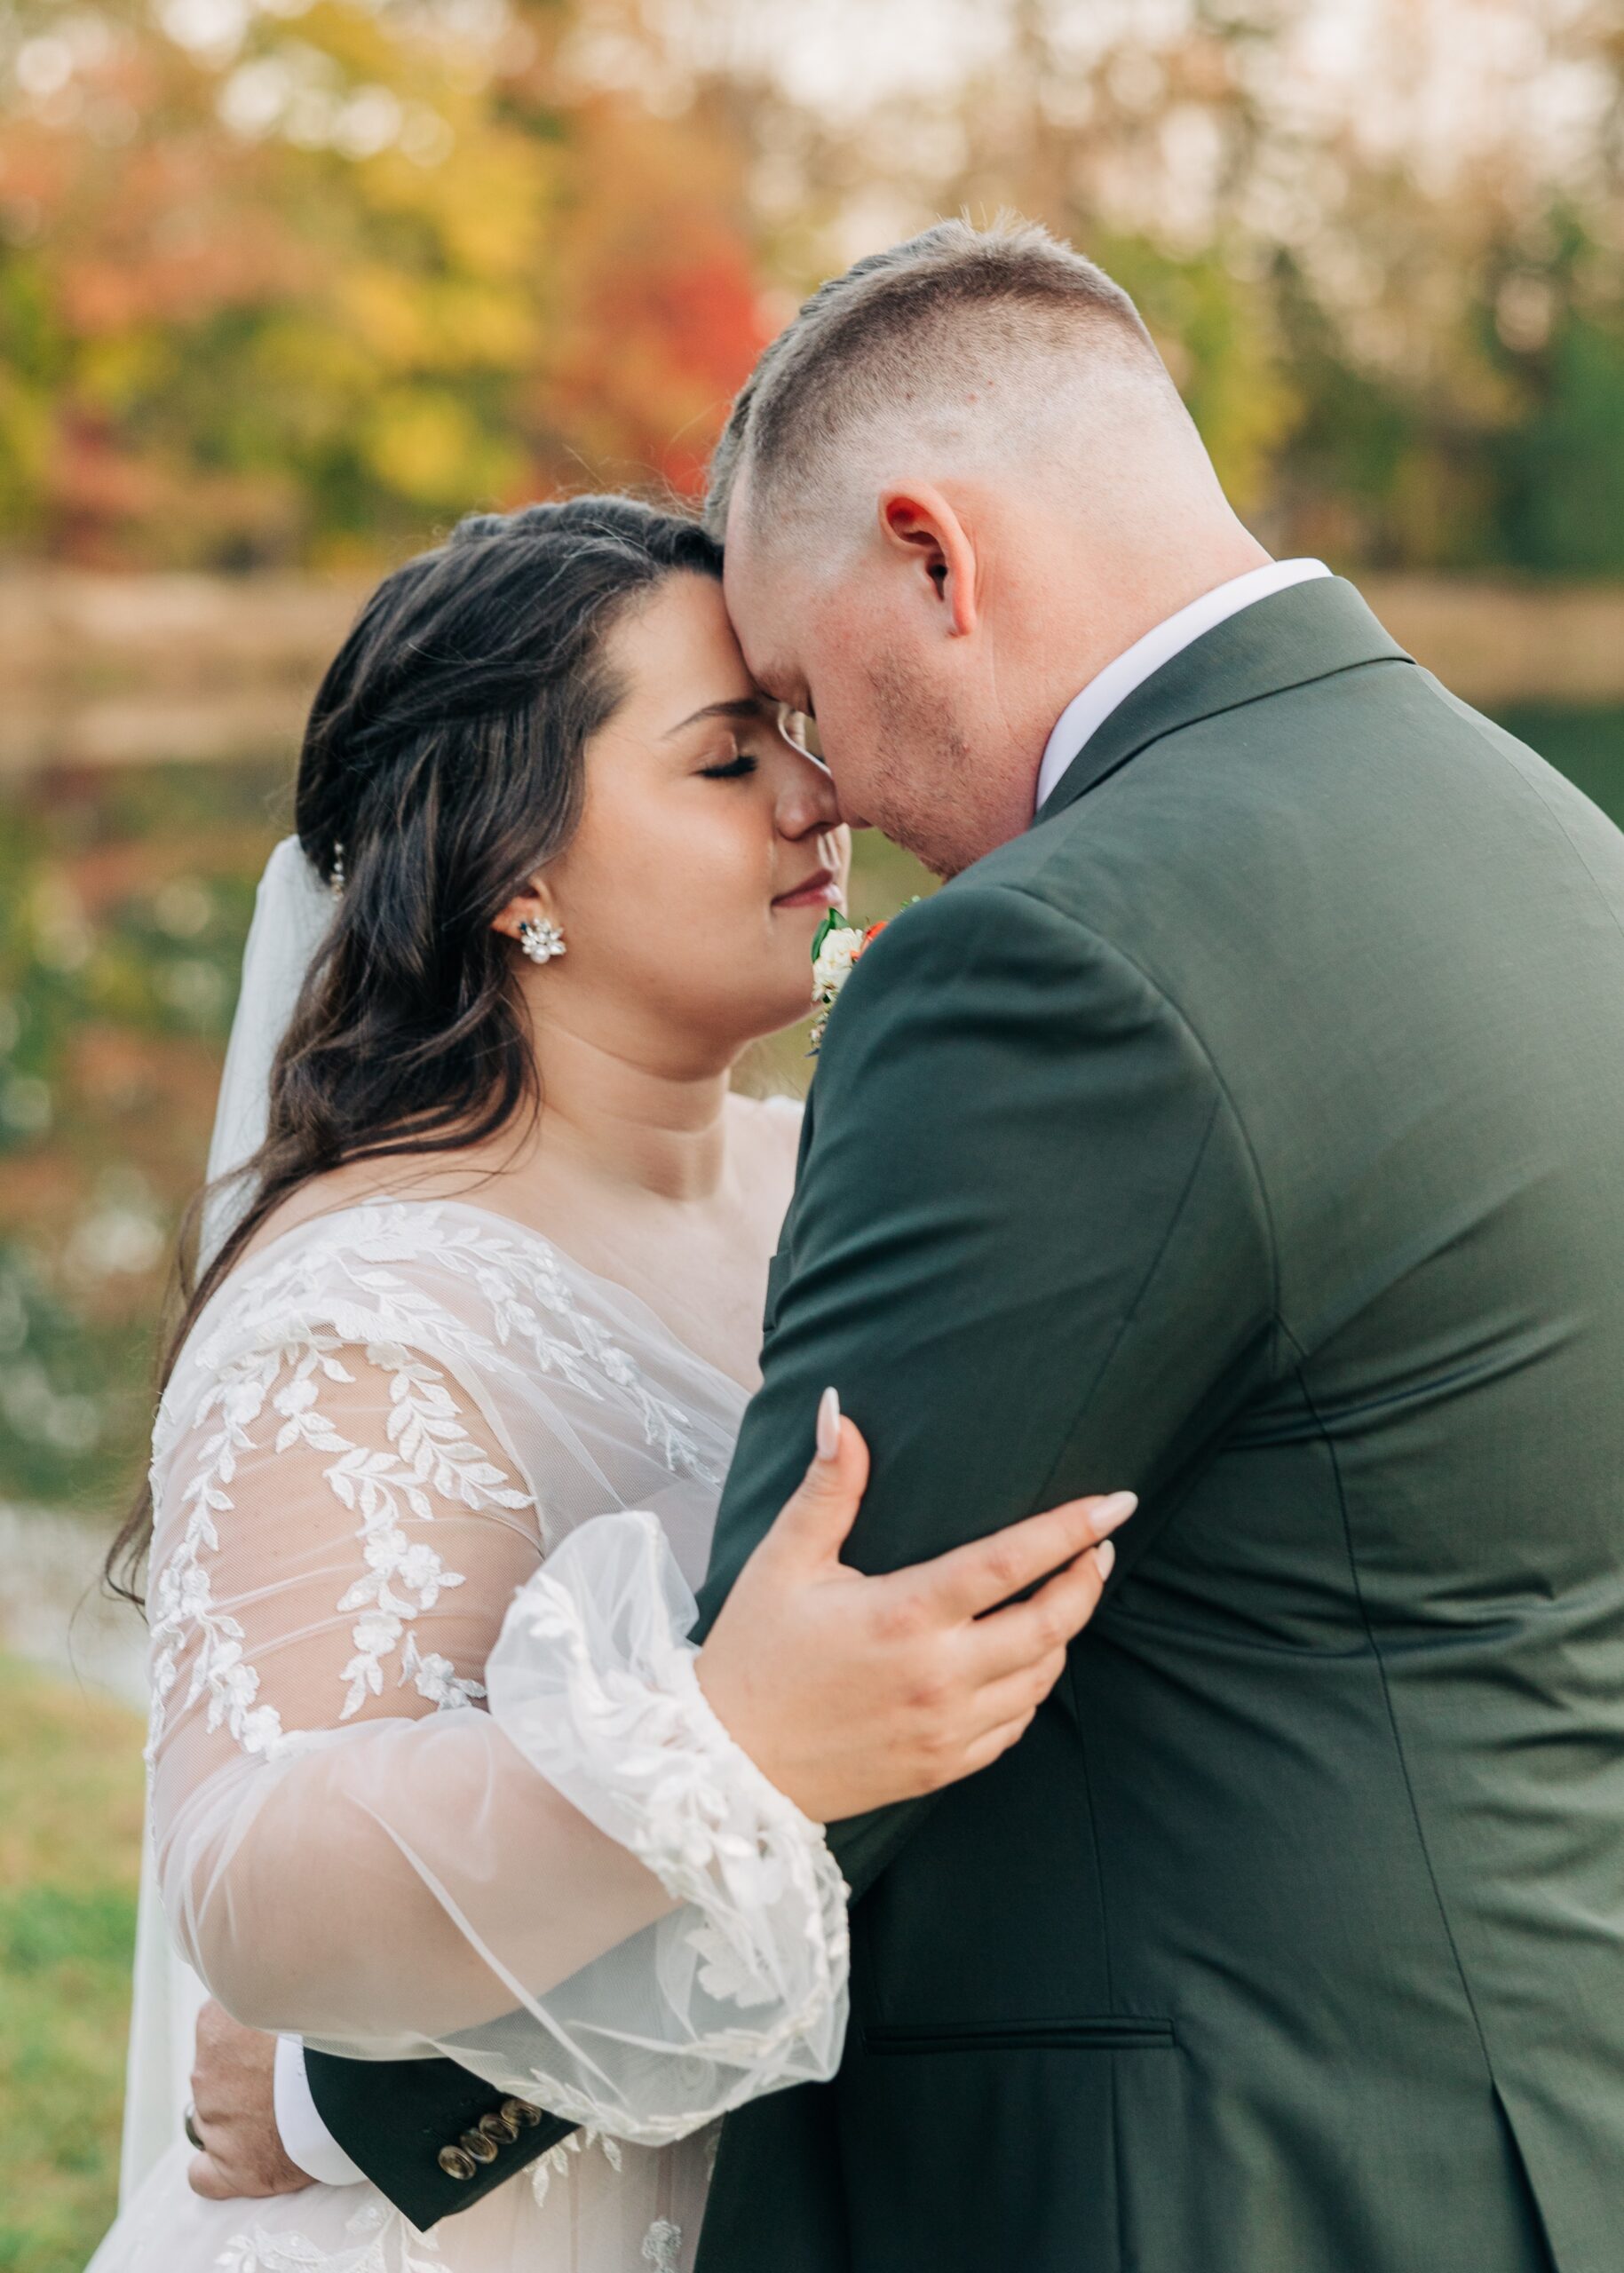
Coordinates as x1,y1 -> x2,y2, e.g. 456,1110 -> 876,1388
809,907 -> 900,1054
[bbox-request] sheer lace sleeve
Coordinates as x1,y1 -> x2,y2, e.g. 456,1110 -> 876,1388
145,1205 -> 847,2143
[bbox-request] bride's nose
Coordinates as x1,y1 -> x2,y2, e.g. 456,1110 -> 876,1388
776,748 -> 843,842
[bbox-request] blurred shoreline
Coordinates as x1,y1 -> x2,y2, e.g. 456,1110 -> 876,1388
0,1502 -> 147,1707
4,566 -> 1624,772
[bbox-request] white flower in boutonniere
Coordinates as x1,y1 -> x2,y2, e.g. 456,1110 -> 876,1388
809,907 -> 907,1054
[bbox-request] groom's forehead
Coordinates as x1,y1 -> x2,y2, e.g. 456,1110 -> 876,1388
723,543 -> 803,692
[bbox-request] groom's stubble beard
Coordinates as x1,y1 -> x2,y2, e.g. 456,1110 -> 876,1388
859,647 -> 986,881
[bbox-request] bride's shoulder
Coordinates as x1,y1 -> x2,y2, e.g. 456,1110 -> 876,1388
234,1157 -> 477,1271
165,1176 -> 553,1458
186,1169 -> 526,1383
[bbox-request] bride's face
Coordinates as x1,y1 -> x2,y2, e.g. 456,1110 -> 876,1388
533,572 -> 851,1062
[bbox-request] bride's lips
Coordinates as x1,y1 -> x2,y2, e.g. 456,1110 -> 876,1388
772,867 -> 844,912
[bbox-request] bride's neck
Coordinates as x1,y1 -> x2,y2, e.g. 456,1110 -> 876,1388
523,1018 -> 735,1205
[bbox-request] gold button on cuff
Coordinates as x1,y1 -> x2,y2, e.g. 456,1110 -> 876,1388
502,2097 -> 543,2129
460,2128 -> 500,2166
438,2145 -> 478,2182
479,2111 -> 519,2145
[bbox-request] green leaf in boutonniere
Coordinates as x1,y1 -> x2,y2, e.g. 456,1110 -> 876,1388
811,907 -> 857,963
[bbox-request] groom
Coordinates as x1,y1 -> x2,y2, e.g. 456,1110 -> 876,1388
218,221 -> 1624,2269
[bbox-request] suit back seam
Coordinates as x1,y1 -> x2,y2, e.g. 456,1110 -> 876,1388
1278,1315 -> 1501,2092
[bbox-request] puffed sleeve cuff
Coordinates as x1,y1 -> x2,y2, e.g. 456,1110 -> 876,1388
479,1509 -> 850,2142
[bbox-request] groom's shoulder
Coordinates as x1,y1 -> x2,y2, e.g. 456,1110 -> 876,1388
933,795 -> 1155,941
873,835 -> 1106,965
830,836 -> 1161,1050
849,814 -> 1161,1002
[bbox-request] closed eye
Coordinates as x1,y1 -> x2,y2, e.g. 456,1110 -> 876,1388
700,754 -> 759,780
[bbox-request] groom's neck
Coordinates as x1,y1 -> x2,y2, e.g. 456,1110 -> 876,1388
1030,527 -> 1274,749
903,511 -> 1275,880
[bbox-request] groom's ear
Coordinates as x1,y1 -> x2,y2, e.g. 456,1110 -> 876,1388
878,487 -> 978,638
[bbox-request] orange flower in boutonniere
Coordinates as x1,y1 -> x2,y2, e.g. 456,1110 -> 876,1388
808,909 -> 895,1055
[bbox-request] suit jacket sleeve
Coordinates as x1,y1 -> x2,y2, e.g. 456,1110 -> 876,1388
302,2042 -> 576,2228
694,877 -> 1277,1895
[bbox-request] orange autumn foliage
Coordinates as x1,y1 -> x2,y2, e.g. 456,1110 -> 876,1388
538,97 -> 776,498
0,0 -> 772,565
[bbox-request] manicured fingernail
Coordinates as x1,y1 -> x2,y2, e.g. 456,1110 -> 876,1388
1095,1539 -> 1116,1580
1094,1492 -> 1137,1535
816,1386 -> 841,1462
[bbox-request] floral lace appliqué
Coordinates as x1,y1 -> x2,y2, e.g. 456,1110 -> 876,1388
642,2219 -> 682,2271
149,1331 -> 521,1762
324,1348 -> 528,1716
148,1200 -> 720,1768
217,2195 -> 446,2273
527,2124 -> 623,2209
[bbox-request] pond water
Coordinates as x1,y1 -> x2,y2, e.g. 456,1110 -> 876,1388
1498,707 -> 1624,829
1,707 -> 1620,1532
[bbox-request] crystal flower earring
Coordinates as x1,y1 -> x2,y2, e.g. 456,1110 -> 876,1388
518,916 -> 566,965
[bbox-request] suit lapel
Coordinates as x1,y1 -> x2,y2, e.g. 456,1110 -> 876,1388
1033,576 -> 1414,827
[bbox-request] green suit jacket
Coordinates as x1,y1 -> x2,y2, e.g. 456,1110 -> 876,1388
311,578 -> 1624,2271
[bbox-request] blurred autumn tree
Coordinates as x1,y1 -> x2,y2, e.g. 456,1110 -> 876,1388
584,0 -> 1624,580
1,0 -> 1621,574
0,0 -> 772,565
0,0 -> 1621,1540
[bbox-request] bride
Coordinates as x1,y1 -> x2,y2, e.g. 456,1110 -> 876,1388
90,495 -> 1126,2273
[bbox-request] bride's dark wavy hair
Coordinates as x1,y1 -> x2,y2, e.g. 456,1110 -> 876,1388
107,495 -> 723,1604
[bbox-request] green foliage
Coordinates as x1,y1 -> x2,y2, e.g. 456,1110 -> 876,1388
0,1653 -> 144,2273
0,758 -> 285,1515
1097,235 -> 1301,519
1077,210 -> 1624,578
1494,305 -> 1624,577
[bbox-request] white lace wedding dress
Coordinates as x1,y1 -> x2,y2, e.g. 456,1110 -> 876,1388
90,1176 -> 848,2273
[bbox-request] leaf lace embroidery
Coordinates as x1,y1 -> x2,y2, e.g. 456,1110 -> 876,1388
148,1205 -> 721,1766
148,1327 -> 517,1762
642,2219 -> 683,2271
216,2197 -> 446,2273
514,1523 -> 849,2017
490,1513 -> 851,2143
528,2124 -> 623,2208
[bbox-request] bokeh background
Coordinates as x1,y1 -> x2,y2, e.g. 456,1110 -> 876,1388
1,1 -> 1621,2262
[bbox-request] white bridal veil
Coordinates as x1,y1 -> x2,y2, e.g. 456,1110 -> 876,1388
119,838 -> 336,2200
201,838 -> 337,1254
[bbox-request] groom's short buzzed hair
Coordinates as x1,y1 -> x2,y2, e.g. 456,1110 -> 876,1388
705,217 -> 1173,543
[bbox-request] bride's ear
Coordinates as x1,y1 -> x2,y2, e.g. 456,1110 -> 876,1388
492,878 -> 564,952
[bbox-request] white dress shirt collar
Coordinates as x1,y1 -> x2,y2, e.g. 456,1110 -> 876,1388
1034,558 -> 1331,813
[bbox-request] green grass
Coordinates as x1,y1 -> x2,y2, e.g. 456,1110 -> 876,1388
0,1654 -> 145,2273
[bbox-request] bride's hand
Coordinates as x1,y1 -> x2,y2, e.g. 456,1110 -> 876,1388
696,1391 -> 1135,1825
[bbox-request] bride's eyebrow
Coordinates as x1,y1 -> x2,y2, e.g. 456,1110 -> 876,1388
661,696 -> 768,740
